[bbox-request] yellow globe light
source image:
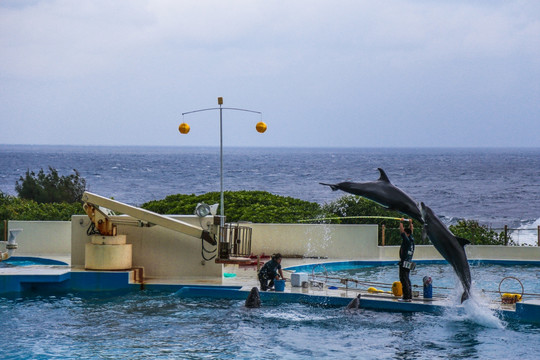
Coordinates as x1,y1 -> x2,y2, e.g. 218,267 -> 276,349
256,121 -> 267,133
178,122 -> 190,134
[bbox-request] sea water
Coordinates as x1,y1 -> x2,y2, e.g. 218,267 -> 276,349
1,145 -> 539,226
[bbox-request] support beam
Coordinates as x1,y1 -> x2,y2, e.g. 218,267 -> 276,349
82,192 -> 216,245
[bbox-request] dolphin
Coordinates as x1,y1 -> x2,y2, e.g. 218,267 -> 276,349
320,168 -> 424,224
420,202 -> 471,303
245,287 -> 262,308
346,294 -> 361,310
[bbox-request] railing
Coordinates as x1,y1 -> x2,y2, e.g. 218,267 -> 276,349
503,226 -> 540,246
1,220 -> 6,242
380,225 -> 540,246
218,223 -> 252,259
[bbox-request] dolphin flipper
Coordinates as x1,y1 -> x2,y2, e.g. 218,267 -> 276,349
319,183 -> 340,191
346,294 -> 361,310
456,237 -> 471,247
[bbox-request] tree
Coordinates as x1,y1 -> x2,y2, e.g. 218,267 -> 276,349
15,167 -> 86,204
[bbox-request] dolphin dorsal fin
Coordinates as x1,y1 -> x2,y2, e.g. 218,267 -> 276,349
377,168 -> 390,183
457,237 -> 471,247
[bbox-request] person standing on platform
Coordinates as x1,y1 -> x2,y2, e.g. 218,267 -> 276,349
399,219 -> 415,301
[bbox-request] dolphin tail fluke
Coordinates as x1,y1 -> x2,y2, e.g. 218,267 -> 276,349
320,183 -> 339,191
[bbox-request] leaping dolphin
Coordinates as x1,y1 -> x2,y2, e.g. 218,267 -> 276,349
320,168 -> 424,224
421,202 -> 471,303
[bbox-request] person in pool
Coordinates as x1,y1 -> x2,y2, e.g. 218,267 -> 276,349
258,253 -> 284,291
399,219 -> 415,302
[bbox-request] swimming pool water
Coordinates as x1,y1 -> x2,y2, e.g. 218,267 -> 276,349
312,262 -> 540,302
1,262 -> 539,358
0,257 -> 68,267
1,290 -> 539,359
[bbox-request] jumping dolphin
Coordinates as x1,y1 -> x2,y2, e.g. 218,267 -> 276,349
320,168 -> 424,224
245,287 -> 262,308
420,202 -> 471,303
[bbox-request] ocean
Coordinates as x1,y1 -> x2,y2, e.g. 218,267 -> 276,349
1,145 -> 539,231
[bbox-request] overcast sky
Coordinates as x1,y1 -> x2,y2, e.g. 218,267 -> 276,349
1,0 -> 539,148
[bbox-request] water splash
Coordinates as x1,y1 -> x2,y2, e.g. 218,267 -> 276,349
462,296 -> 505,329
444,286 -> 505,329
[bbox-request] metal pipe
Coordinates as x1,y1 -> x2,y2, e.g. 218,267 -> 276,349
219,102 -> 224,236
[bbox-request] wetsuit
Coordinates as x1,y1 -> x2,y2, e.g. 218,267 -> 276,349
399,232 -> 415,300
258,258 -> 281,291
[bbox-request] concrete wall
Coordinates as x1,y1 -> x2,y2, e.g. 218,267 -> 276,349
7,220 -> 540,279
249,223 -> 379,259
7,221 -> 71,257
71,215 -> 223,279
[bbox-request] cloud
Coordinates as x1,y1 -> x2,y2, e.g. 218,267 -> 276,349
1,0 -> 539,147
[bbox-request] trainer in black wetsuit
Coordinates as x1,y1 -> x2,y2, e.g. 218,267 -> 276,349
399,219 -> 415,301
258,253 -> 284,291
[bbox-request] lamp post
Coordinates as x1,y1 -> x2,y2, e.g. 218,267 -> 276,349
179,97 -> 267,233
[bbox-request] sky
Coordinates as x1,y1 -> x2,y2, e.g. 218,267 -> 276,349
1,0 -> 539,148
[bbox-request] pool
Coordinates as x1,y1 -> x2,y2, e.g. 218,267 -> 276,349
288,261 -> 540,302
1,260 -> 539,358
1,290 -> 539,359
0,256 -> 68,267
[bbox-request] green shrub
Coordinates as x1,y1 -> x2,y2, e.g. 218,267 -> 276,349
0,191 -> 84,222
15,167 -> 86,204
142,190 -> 322,223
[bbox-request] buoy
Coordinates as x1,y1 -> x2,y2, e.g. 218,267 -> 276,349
502,293 -> 522,304
179,123 -> 190,134
367,287 -> 378,293
392,281 -> 403,297
256,121 -> 267,133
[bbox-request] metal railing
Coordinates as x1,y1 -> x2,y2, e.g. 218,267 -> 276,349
380,225 -> 540,246
218,223 -> 252,258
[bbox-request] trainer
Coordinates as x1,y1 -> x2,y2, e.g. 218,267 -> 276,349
399,219 -> 415,301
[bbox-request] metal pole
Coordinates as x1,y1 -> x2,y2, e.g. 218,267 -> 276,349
219,101 -> 224,230
181,97 -> 261,243
537,225 -> 540,247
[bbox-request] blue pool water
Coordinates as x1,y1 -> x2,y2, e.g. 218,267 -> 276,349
1,290 -> 539,359
0,257 -> 68,268
1,262 -> 540,359
295,261 -> 540,302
